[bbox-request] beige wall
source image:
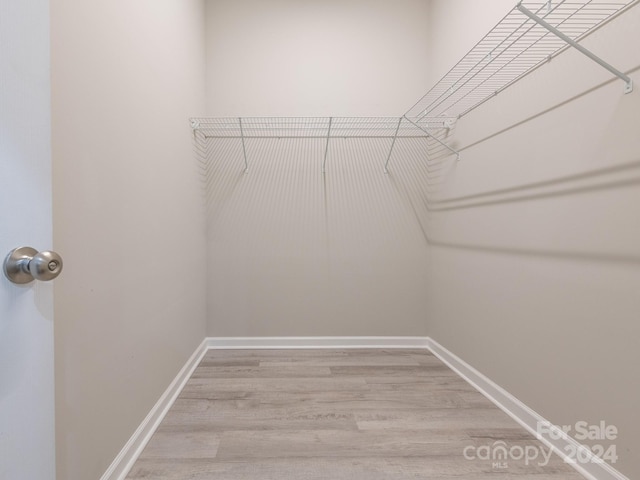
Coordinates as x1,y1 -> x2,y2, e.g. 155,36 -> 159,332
426,0 -> 514,84
202,135 -> 431,337
425,1 -> 640,477
51,1 -> 207,479
204,0 -> 431,116
203,0 -> 433,336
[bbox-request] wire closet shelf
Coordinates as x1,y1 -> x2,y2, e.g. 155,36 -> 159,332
189,117 -> 454,174
191,0 -> 637,171
189,117 -> 448,140
404,0 -> 637,125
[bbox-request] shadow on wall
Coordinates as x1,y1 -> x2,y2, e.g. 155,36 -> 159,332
194,86 -> 640,276
399,69 -> 640,266
188,63 -> 639,338
192,130 -> 433,336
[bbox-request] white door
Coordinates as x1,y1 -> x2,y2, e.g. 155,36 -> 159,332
0,1 -> 56,479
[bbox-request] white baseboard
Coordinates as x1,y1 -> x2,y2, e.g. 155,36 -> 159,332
101,336 -> 628,480
426,337 -> 629,480
99,338 -> 209,480
206,336 -> 430,349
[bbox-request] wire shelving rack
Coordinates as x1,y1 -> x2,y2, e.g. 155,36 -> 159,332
189,117 -> 454,173
192,0 -> 637,171
405,0 -> 637,125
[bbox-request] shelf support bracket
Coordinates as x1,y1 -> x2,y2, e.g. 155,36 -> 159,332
189,119 -> 200,140
403,116 -> 460,161
238,117 -> 249,173
322,117 -> 333,174
384,117 -> 403,174
516,3 -> 633,94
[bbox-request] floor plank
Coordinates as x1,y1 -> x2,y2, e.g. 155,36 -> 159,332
126,349 -> 584,479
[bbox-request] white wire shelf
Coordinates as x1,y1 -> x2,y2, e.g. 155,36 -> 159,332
191,1 -> 636,171
190,117 -> 457,174
190,117 -> 448,139
405,0 -> 637,124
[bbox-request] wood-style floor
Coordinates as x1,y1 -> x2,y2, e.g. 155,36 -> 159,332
126,349 -> 583,479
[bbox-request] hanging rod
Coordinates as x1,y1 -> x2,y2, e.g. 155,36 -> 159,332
201,135 -> 432,139
405,0 -> 637,125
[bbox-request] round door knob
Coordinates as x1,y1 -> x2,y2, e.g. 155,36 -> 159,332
3,247 -> 64,284
29,250 -> 63,281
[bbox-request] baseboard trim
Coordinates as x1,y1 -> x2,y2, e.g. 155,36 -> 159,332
101,336 -> 628,480
206,336 -> 430,349
426,337 -> 629,480
99,338 -> 209,480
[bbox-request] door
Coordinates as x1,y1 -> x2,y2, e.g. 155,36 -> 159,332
0,1 -> 56,479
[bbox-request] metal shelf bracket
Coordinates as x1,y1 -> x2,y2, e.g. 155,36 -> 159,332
384,117 -> 403,174
516,2 -> 633,94
238,117 -> 249,173
322,117 -> 333,174
190,119 -> 200,139
402,116 -> 460,162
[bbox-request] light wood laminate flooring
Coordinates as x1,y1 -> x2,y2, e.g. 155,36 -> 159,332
126,349 -> 584,479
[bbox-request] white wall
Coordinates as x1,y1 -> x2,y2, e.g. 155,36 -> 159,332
204,0 -> 431,116
0,1 -> 55,478
425,1 -> 640,477
202,0 -> 433,336
51,1 -> 207,479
